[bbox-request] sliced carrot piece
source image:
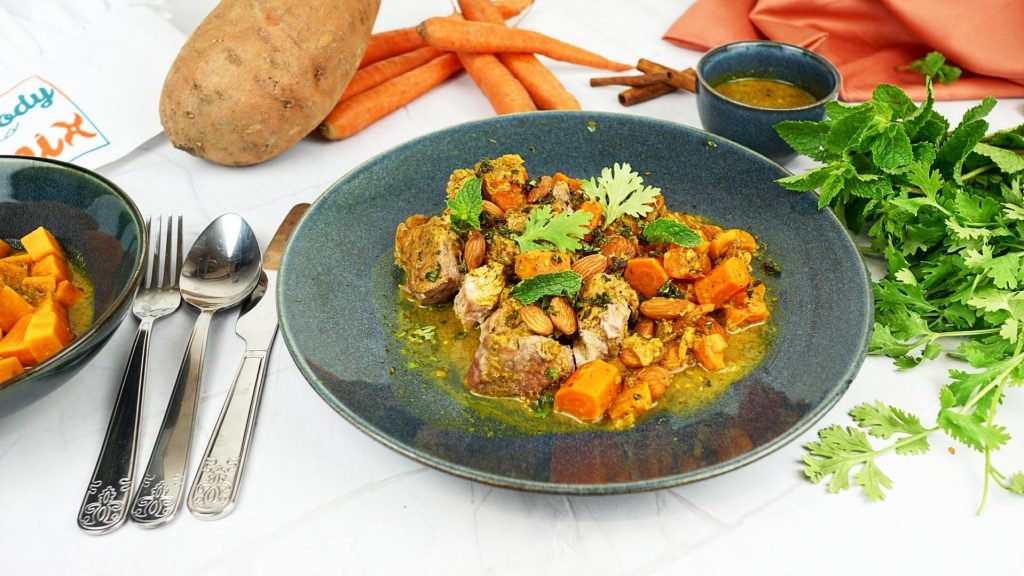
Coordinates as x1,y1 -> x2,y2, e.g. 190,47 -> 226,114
624,257 -> 669,299
708,229 -> 756,259
693,257 -> 750,306
554,359 -> 622,421
576,201 -> 603,230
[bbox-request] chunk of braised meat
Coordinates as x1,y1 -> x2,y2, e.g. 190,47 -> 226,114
394,215 -> 463,305
453,262 -> 506,329
572,273 -> 639,366
466,298 -> 575,399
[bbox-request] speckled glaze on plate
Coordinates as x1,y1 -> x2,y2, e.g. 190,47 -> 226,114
0,156 -> 145,416
278,112 -> 871,494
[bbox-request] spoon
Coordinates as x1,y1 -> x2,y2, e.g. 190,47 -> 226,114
130,214 -> 262,527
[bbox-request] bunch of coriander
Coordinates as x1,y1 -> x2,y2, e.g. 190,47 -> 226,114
775,79 -> 1024,512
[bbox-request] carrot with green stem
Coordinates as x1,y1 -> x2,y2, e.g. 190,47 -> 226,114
320,53 -> 463,140
418,16 -> 631,72
342,46 -> 444,100
359,0 -> 535,68
457,0 -> 580,110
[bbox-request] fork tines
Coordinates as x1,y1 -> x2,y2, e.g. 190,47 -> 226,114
145,215 -> 184,290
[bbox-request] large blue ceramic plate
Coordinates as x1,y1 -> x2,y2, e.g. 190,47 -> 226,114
278,112 -> 871,494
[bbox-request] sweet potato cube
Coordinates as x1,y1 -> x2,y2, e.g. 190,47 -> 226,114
35,298 -> 70,329
25,306 -> 74,363
0,261 -> 27,288
1,253 -> 34,268
31,254 -> 71,283
692,333 -> 728,371
20,227 -> 64,261
0,240 -> 10,258
0,285 -> 34,332
0,315 -> 36,366
21,276 -> 57,306
55,280 -> 86,307
0,356 -> 24,383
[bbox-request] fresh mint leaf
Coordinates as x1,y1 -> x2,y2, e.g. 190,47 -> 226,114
937,119 -> 989,183
871,123 -> 914,172
642,218 -> 702,247
774,121 -> 830,160
514,205 -> 591,253
579,163 -> 661,227
972,142 -> 1024,174
872,84 -> 916,117
906,51 -> 962,84
447,177 -> 483,232
510,271 -> 583,305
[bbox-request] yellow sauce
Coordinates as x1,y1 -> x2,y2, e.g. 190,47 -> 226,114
714,77 -> 817,109
67,258 -> 95,335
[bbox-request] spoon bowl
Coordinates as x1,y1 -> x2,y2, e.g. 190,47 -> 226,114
131,213 -> 262,526
180,215 -> 264,309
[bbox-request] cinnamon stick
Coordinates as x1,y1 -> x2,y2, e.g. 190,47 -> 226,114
618,82 -> 676,106
637,59 -> 697,93
590,72 -> 669,87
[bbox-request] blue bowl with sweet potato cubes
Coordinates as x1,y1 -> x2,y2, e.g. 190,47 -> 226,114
696,40 -> 840,164
0,155 -> 146,417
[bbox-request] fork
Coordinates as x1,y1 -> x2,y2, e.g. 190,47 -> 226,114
77,215 -> 183,534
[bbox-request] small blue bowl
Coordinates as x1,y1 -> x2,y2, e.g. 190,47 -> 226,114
696,41 -> 840,164
0,156 -> 145,416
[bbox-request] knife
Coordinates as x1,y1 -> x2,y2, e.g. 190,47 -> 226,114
186,203 -> 309,519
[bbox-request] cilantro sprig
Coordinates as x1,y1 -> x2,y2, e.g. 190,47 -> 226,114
514,205 -> 591,253
777,80 -> 1024,511
580,163 -> 661,228
510,271 -> 583,305
447,177 -> 483,232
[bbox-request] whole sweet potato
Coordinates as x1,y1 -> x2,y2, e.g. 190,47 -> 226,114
160,0 -> 381,166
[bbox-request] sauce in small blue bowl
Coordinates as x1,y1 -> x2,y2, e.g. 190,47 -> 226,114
696,41 -> 840,164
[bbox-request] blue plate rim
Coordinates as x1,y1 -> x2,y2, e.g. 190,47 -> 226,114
277,111 -> 873,494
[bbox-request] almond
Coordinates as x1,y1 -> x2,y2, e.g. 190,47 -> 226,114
600,236 -> 637,260
464,231 -> 486,271
481,200 -> 505,220
640,297 -> 695,320
619,347 -> 644,368
659,341 -> 685,373
637,366 -> 670,401
520,305 -> 554,336
547,296 -> 577,335
571,253 -> 608,282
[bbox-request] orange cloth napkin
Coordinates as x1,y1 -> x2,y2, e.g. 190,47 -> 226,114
664,0 -> 1024,101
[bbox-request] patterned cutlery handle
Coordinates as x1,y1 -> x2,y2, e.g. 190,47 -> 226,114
188,350 -> 270,518
130,310 -> 213,526
78,320 -> 152,534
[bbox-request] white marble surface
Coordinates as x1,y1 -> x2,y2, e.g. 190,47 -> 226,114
2,1 -> 1023,574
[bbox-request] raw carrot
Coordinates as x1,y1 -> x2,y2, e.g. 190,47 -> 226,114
342,47 -> 445,100
693,257 -> 751,306
708,229 -> 757,259
359,0 -> 534,68
554,359 -> 622,421
624,257 -> 669,299
458,52 -> 537,114
417,17 -> 631,72
514,250 -> 571,279
458,0 -> 580,110
359,27 -> 426,69
320,53 -> 463,140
